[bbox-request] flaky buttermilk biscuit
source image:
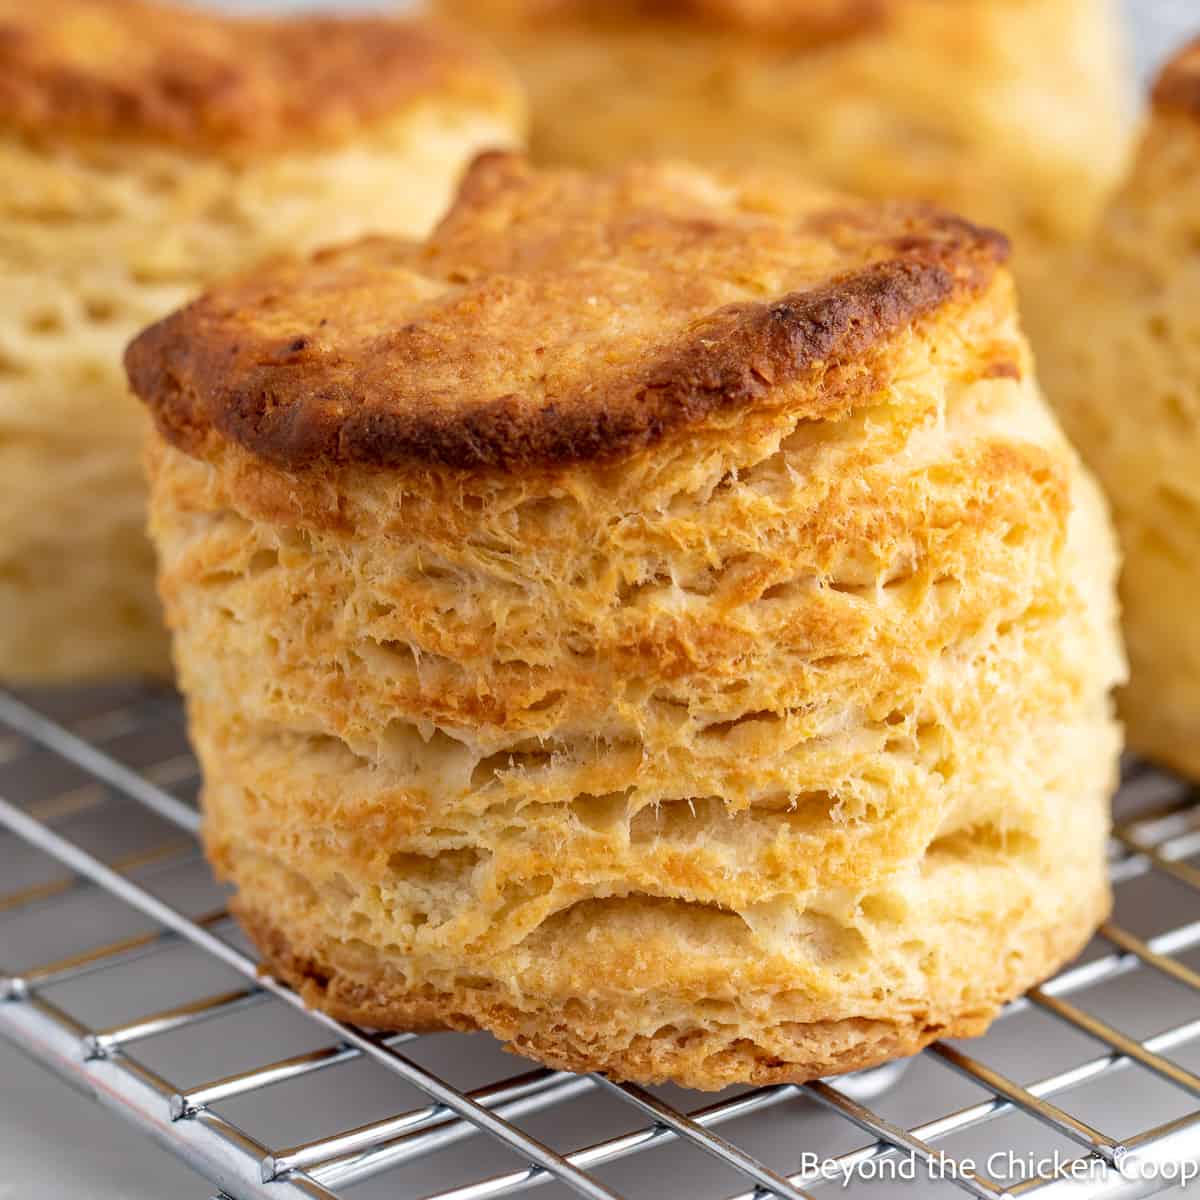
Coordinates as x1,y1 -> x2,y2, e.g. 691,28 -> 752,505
1031,40 -> 1200,780
128,154 -> 1124,1089
440,0 -> 1129,282
0,0 -> 524,681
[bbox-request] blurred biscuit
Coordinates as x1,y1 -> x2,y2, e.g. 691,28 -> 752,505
1031,39 -> 1200,779
440,0 -> 1130,281
0,0 -> 525,680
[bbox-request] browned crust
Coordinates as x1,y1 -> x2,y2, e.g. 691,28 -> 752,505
128,257 -> 996,472
1152,38 -> 1200,120
0,0 -> 521,153
126,153 -> 1010,474
439,0 -> 901,45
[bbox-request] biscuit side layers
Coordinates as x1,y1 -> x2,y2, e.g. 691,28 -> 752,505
133,159 -> 1124,1087
0,1 -> 525,681
1031,38 -> 1200,779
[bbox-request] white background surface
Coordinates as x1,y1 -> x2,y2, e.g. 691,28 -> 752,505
2,3 -> 1198,1198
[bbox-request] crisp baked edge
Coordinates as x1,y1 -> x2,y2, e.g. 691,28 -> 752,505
235,888 -> 1106,1090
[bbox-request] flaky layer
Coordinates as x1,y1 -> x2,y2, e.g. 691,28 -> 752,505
1029,62 -> 1200,779
440,0 -> 1129,274
231,799 -> 1109,1090
174,424 -> 1116,1083
171,422 -> 1117,1083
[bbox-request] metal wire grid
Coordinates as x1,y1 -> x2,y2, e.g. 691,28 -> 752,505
2,688 -> 1200,1200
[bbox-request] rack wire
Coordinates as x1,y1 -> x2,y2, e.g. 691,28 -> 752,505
3,684 -> 1200,1200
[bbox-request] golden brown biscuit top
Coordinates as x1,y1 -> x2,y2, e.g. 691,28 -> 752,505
1153,38 -> 1200,120
439,0 -> 898,43
126,153 -> 1009,473
0,0 -> 521,153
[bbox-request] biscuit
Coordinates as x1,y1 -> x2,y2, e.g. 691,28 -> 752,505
129,154 -> 1124,1089
1030,39 -> 1200,780
439,0 -> 1130,281
0,0 -> 525,681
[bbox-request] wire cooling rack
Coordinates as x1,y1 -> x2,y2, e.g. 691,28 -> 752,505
3,686 -> 1200,1200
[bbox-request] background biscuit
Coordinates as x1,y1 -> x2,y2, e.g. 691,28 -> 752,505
0,0 -> 525,681
1030,39 -> 1200,780
438,0 -> 1131,287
